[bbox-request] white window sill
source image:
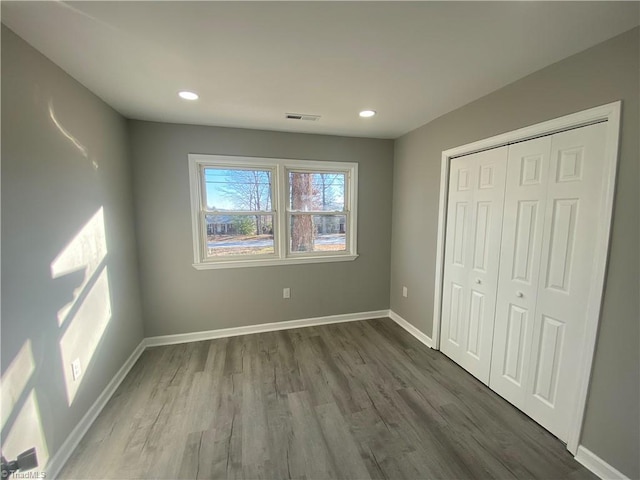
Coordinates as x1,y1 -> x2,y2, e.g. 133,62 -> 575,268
192,254 -> 358,270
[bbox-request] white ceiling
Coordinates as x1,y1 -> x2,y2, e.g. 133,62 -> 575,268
2,2 -> 638,139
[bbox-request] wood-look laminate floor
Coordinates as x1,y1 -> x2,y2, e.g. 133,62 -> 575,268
60,318 -> 597,480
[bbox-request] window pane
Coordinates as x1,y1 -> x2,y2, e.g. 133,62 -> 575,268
205,215 -> 274,257
204,168 -> 273,212
290,215 -> 346,253
288,172 -> 345,212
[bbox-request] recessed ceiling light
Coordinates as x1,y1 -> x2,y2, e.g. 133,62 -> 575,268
359,110 -> 376,118
178,91 -> 199,101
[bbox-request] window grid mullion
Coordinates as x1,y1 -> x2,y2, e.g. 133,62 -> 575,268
287,211 -> 348,215
203,210 -> 274,215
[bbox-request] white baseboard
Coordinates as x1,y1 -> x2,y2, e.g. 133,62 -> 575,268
575,445 -> 631,480
388,310 -> 434,349
143,310 -> 390,347
45,340 -> 146,479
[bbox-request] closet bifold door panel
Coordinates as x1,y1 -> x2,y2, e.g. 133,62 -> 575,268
440,147 -> 508,385
489,122 -> 608,442
524,123 -> 607,441
488,136 -> 553,410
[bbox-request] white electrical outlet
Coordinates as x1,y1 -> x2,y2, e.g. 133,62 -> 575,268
283,287 -> 291,299
402,286 -> 408,298
71,358 -> 82,381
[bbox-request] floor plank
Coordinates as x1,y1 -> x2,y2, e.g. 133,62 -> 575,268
59,318 -> 597,480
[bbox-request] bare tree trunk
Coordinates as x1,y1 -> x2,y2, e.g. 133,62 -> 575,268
253,173 -> 262,234
291,173 -> 314,251
321,174 -> 327,234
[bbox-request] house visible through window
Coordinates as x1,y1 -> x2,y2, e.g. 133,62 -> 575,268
203,167 -> 275,258
188,155 -> 358,269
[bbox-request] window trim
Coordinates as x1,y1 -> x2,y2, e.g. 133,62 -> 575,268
188,154 -> 358,269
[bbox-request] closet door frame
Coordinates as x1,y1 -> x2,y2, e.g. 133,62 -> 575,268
432,101 -> 621,455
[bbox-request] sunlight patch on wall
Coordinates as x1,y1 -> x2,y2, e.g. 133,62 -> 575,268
48,99 -> 98,169
51,207 -> 107,327
1,390 -> 49,468
1,340 -> 35,430
59,267 -> 112,406
51,206 -> 113,406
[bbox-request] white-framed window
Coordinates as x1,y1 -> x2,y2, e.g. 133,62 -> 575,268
188,154 -> 358,269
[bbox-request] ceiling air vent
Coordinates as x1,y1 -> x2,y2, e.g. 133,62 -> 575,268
285,113 -> 321,121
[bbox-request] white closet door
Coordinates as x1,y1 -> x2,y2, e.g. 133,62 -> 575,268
490,123 -> 607,441
441,147 -> 507,384
489,136 -> 552,406
526,122 -> 607,440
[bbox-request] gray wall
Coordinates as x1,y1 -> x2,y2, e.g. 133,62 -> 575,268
129,121 -> 393,337
390,27 -> 639,477
1,25 -> 144,469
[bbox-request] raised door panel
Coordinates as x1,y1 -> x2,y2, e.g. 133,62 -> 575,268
472,202 -> 491,272
511,201 -> 540,284
524,122 -> 607,441
531,315 -> 565,407
501,304 -> 529,387
447,283 -> 464,346
489,136 -> 552,406
544,199 -> 578,293
466,289 -> 485,359
452,202 -> 469,267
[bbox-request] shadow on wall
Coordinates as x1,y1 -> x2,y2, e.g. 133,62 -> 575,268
1,100 -> 117,471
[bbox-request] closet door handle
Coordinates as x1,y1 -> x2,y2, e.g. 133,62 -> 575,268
516,291 -> 524,298
475,278 -> 482,284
